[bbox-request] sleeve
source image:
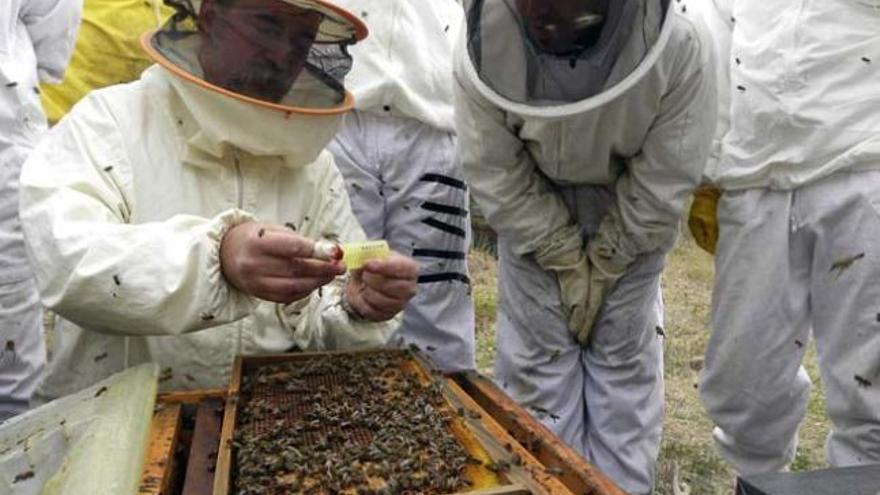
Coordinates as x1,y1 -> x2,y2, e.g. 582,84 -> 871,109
609,13 -> 718,259
20,0 -> 82,83
688,0 -> 733,182
19,98 -> 258,336
452,52 -> 582,264
281,154 -> 402,351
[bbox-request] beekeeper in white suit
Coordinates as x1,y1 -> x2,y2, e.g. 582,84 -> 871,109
693,0 -> 880,476
18,0 -> 419,403
326,0 -> 475,372
454,0 -> 715,491
0,0 -> 81,421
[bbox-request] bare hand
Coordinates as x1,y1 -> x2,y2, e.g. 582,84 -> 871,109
344,252 -> 419,321
220,223 -> 345,303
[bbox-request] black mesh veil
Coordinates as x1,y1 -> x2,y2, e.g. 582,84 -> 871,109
463,0 -> 672,107
148,0 -> 366,110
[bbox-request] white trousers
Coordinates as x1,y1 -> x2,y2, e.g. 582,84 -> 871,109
701,170 -> 880,475
495,184 -> 665,494
0,121 -> 46,421
0,277 -> 45,422
327,111 -> 476,372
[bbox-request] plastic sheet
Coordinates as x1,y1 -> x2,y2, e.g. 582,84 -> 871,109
0,363 -> 159,494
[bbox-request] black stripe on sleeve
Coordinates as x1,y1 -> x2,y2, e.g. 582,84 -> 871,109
412,249 -> 467,260
420,173 -> 467,190
417,272 -> 471,284
421,202 -> 468,216
421,218 -> 466,237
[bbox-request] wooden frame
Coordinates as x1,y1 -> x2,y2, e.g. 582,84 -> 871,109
181,398 -> 225,495
139,403 -> 182,495
144,354 -> 624,495
141,391 -> 228,495
452,373 -> 625,495
213,351 -> 574,495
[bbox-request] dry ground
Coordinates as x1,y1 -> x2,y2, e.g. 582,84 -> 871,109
468,235 -> 831,494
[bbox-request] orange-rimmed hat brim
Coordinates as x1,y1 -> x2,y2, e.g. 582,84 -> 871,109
140,30 -> 356,117
231,0 -> 369,42
287,0 -> 369,43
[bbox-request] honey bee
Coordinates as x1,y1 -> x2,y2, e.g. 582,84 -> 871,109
1,340 -> 17,364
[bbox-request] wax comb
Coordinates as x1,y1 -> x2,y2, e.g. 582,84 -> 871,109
341,240 -> 390,270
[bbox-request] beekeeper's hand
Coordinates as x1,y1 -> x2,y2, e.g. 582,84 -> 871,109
688,185 -> 721,255
537,217 -> 635,346
548,245 -> 630,346
343,252 -> 419,321
545,247 -> 593,345
220,222 -> 345,303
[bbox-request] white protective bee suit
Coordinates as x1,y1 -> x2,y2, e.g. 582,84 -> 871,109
325,0 -> 475,372
19,0 -> 401,402
0,0 -> 81,421
693,0 -> 880,475
454,0 -> 715,492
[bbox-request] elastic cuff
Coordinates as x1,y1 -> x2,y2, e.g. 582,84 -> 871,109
338,273 -> 366,321
206,209 -> 258,315
322,299 -> 399,350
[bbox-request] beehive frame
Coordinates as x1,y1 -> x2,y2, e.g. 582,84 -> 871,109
213,350 -> 572,495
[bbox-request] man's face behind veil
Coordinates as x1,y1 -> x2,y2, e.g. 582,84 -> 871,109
515,0 -> 610,56
198,0 -> 323,102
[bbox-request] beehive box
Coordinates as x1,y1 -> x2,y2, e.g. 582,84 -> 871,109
213,350 -> 572,495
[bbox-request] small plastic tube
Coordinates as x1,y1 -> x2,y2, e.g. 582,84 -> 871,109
341,240 -> 391,270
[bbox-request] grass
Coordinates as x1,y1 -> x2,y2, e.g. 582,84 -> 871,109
469,248 -> 498,375
468,234 -> 831,494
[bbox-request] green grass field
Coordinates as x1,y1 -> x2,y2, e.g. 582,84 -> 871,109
469,235 -> 830,494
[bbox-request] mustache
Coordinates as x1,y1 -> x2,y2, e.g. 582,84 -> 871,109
225,62 -> 291,101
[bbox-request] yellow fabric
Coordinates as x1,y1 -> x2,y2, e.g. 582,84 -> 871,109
40,0 -> 173,124
688,185 -> 721,255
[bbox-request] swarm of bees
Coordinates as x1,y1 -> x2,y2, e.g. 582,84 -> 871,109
233,353 -> 476,495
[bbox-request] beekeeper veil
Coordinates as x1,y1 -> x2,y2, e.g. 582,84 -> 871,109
461,0 -> 673,117
144,0 -> 366,113
140,0 -> 367,163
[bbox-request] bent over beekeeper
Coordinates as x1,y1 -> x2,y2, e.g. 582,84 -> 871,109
19,0 -> 419,403
453,0 -> 716,492
327,0 -> 476,373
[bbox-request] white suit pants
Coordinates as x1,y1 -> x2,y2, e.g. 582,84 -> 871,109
495,184 -> 665,494
327,111 -> 475,372
0,128 -> 46,422
701,170 -> 880,475
0,277 -> 44,421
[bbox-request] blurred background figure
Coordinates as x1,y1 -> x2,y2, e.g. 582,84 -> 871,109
695,0 -> 880,476
328,0 -> 476,372
39,0 -> 174,125
0,0 -> 81,422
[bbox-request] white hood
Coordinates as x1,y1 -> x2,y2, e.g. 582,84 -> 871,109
457,0 -> 674,118
162,66 -> 344,168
